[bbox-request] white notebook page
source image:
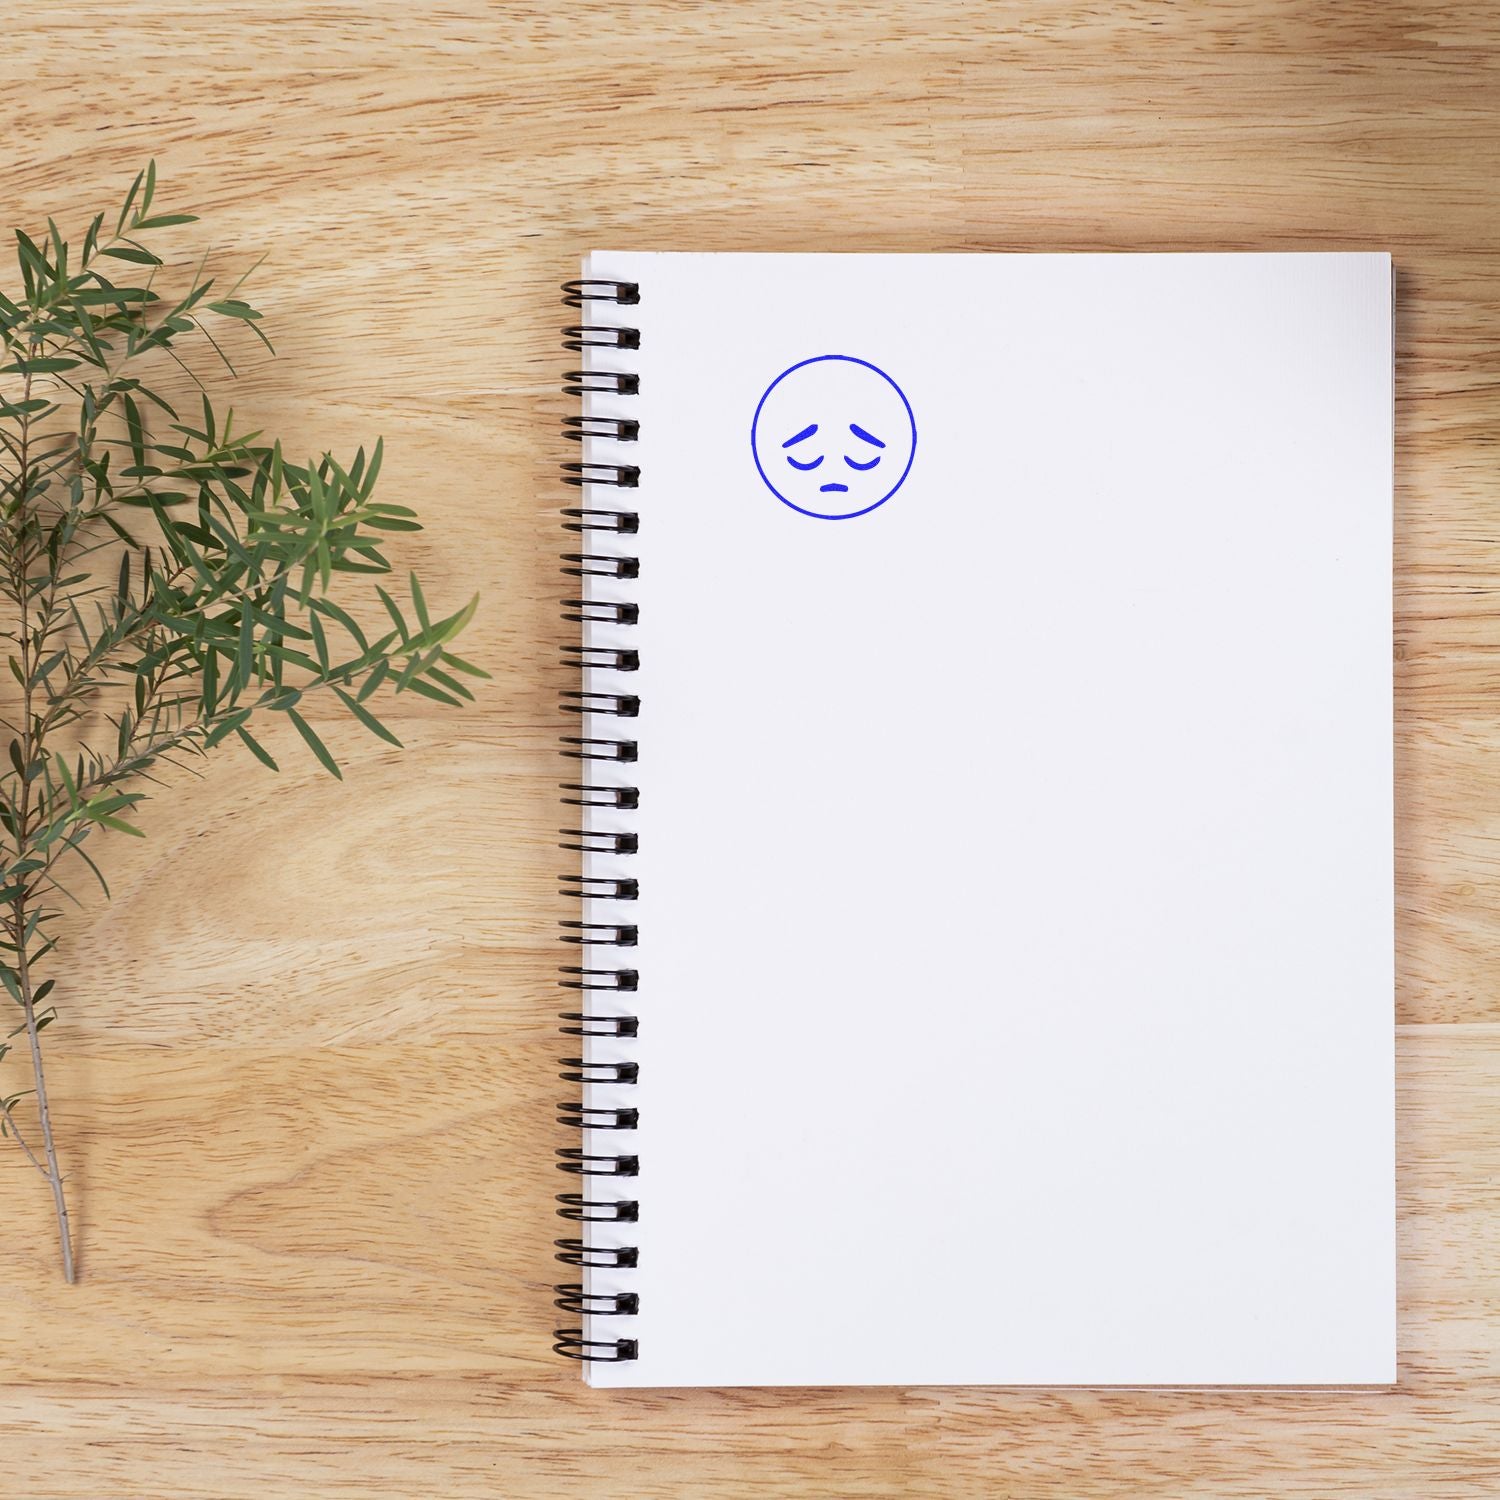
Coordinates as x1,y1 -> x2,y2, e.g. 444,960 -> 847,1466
575,252 -> 1394,1387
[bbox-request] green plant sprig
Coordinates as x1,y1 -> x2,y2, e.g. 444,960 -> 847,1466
0,163 -> 483,1280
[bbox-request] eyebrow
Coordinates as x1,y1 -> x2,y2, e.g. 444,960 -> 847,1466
782,423 -> 819,448
849,424 -> 885,449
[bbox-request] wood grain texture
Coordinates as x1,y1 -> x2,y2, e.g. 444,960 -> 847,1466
2,1 -> 1498,1494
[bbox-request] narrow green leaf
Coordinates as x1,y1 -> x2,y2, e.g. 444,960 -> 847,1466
400,676 -> 462,707
71,838 -> 112,899
15,228 -> 50,293
310,597 -> 368,652
237,601 -> 254,689
100,512 -> 140,547
407,593 -> 479,652
207,299 -> 262,322
309,611 -> 330,672
355,657 -> 390,703
6,356 -> 81,374
439,649 -> 491,681
55,752 -> 80,809
123,393 -> 145,470
361,437 -> 383,497
235,726 -> 279,772
202,709 -> 250,750
117,166 -> 146,233
425,666 -> 475,702
334,688 -> 402,747
90,811 -> 146,838
99,244 -> 162,266
374,586 -> 408,642
47,216 -> 67,278
285,708 -> 341,779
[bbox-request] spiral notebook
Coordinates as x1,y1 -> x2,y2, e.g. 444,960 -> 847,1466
553,252 -> 1395,1388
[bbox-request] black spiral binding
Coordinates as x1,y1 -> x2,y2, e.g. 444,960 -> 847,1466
554,276 -> 642,1366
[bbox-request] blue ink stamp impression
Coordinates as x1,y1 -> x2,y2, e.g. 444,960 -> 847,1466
750,355 -> 916,519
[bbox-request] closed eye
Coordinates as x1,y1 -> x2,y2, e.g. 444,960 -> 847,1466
844,454 -> 881,471
787,453 -> 824,471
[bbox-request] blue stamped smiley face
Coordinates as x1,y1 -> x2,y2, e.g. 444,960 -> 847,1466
751,355 -> 916,519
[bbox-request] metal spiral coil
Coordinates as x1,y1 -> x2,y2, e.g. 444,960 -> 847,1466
561,643 -> 640,670
561,599 -> 639,626
559,1058 -> 640,1085
554,1287 -> 641,1315
562,278 -> 641,308
558,920 -> 639,945
555,1146 -> 640,1175
558,1012 -> 639,1039
563,370 -> 640,397
558,874 -> 638,900
554,276 -> 641,1365
556,1192 -> 640,1223
563,415 -> 640,443
561,508 -> 639,535
561,461 -> 640,489
552,1332 -> 640,1363
558,736 -> 638,763
562,323 -> 641,352
558,963 -> 639,989
560,785 -> 640,810
561,553 -> 640,580
554,1239 -> 639,1269
560,690 -> 640,716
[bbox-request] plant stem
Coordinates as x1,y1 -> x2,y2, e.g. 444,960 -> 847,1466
13,905 -> 74,1283
7,346 -> 75,1281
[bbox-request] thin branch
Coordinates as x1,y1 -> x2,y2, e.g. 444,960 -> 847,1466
10,904 -> 75,1280
0,166 -> 476,1286
0,1093 -> 51,1179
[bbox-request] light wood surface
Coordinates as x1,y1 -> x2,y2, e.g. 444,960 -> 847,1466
3,2 -> 1498,1495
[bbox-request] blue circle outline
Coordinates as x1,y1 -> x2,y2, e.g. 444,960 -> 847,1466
750,354 -> 917,520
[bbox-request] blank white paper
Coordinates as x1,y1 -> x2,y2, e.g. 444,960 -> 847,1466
573,252 -> 1394,1388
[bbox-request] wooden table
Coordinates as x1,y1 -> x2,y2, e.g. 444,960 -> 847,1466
3,3 -> 1497,1494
